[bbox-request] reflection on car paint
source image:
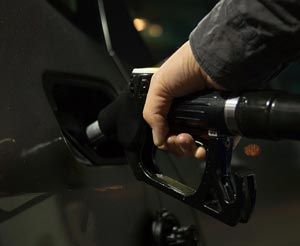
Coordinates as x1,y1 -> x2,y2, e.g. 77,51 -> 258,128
0,138 -> 16,145
21,137 -> 63,157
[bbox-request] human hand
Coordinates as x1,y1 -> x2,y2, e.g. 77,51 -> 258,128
143,41 -> 224,159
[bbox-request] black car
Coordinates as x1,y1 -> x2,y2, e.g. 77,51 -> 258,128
1,0 -> 300,245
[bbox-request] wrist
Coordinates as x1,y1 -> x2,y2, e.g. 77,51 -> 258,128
186,41 -> 225,90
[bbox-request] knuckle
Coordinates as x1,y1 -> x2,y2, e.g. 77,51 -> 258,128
142,108 -> 149,120
143,108 -> 153,124
151,71 -> 159,82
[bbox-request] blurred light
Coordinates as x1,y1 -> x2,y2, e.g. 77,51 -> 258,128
244,144 -> 261,157
133,18 -> 148,32
148,24 -> 163,37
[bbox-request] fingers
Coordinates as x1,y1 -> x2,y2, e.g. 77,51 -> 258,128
165,135 -> 184,157
143,41 -> 207,147
177,133 -> 196,155
163,133 -> 206,160
143,74 -> 172,147
143,41 -> 224,154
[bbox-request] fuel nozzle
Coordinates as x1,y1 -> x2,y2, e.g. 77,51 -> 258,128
84,68 -> 300,226
87,88 -> 300,144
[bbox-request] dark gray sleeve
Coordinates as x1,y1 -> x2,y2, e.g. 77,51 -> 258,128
189,0 -> 300,91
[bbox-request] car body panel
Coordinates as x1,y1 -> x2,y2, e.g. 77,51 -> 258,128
1,0 -> 300,245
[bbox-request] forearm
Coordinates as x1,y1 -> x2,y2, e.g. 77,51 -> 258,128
190,0 -> 300,91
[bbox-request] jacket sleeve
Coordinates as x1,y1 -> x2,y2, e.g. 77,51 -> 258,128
189,0 -> 300,91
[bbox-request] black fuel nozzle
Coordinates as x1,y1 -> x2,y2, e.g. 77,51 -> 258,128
168,90 -> 300,141
86,68 -> 300,226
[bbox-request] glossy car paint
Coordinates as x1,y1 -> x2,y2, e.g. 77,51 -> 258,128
0,0 -> 201,245
0,0 -> 300,246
